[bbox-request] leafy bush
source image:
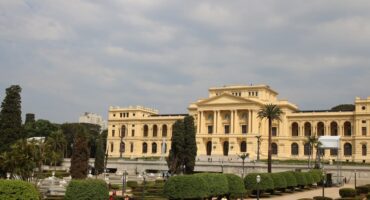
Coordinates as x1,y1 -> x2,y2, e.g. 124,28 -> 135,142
270,173 -> 287,190
293,172 -> 308,188
110,184 -> 120,190
356,185 -> 369,194
65,179 -> 109,200
339,188 -> 356,198
366,192 -> 370,200
244,173 -> 274,193
225,174 -> 245,197
310,169 -> 323,183
304,172 -> 315,186
163,175 -> 209,199
0,180 -> 39,200
279,171 -> 297,190
313,196 -> 333,200
194,173 -> 228,197
127,181 -> 138,188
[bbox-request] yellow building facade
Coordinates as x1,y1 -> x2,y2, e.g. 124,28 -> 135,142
107,85 -> 370,163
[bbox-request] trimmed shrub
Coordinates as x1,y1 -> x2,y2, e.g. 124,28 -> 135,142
355,185 -> 369,194
110,184 -> 120,190
194,173 -> 228,197
313,196 -> 333,200
270,173 -> 287,190
279,171 -> 297,190
225,174 -> 245,198
0,180 -> 39,200
366,192 -> 370,200
244,173 -> 274,193
163,175 -> 209,199
293,172 -> 308,188
65,179 -> 109,200
339,188 -> 356,198
304,172 -> 315,186
310,169 -> 323,183
127,181 -> 138,188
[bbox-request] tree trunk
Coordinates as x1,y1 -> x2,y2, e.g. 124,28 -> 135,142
268,118 -> 272,173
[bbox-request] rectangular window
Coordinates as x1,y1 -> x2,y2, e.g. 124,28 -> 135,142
224,125 -> 230,134
242,125 -> 248,134
272,127 -> 277,136
362,127 -> 367,136
120,113 -> 123,118
208,126 -> 213,134
112,130 -> 115,137
330,149 -> 338,156
130,143 -> 134,153
132,130 -> 135,137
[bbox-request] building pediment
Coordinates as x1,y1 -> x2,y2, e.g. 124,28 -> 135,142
196,93 -> 262,106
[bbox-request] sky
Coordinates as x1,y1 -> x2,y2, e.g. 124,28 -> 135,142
1,0 -> 370,123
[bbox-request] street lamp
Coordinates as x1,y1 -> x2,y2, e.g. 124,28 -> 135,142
256,175 -> 261,200
322,172 -> 326,198
255,136 -> 262,161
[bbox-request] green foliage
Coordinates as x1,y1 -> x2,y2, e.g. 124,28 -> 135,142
279,171 -> 297,188
127,181 -> 138,188
65,179 -> 109,200
244,173 -> 274,192
94,133 -> 106,175
194,173 -> 228,197
293,172 -> 308,187
24,119 -> 60,138
270,172 -> 287,190
164,175 -> 209,199
183,116 -> 197,174
339,188 -> 356,198
331,104 -> 355,111
304,172 -> 315,185
70,128 -> 90,179
25,113 -> 35,125
0,180 -> 39,200
225,174 -> 245,197
168,120 -> 185,174
355,185 -> 369,194
366,192 -> 370,200
313,197 -> 333,200
45,130 -> 67,167
0,85 -> 23,153
310,169 -> 323,183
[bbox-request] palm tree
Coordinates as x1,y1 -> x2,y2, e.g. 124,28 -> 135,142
238,153 -> 249,178
257,104 -> 283,173
306,134 -> 321,169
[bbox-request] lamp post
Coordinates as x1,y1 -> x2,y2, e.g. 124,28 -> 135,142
141,171 -> 147,200
255,136 -> 262,161
354,170 -> 357,189
256,175 -> 261,200
322,172 -> 326,198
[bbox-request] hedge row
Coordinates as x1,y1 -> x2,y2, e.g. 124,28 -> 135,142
65,179 -> 109,200
244,170 -> 322,194
0,180 -> 40,200
163,173 -> 245,199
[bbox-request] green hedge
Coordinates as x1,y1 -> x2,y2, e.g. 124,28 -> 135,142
279,171 -> 297,189
127,181 -> 138,188
270,173 -> 287,190
293,172 -> 308,188
0,180 -> 39,200
310,169 -> 323,183
313,197 -> 333,200
65,179 -> 109,200
304,172 -> 315,186
194,173 -> 228,197
339,188 -> 356,198
356,185 -> 370,194
163,175 -> 209,199
244,173 -> 274,193
225,174 -> 245,197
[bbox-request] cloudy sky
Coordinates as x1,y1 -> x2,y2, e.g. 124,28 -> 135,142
1,1 -> 370,123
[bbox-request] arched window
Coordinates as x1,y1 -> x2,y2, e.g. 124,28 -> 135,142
153,125 -> 158,137
120,142 -> 125,153
344,121 -> 351,136
291,143 -> 299,155
304,122 -> 312,136
161,143 -> 167,154
152,142 -> 157,154
142,142 -> 148,153
143,125 -> 148,137
330,121 -> 338,136
304,143 -> 310,156
344,143 -> 352,156
206,141 -> 212,156
292,122 -> 299,136
121,125 -> 126,138
110,142 -> 114,152
362,144 -> 367,156
317,122 -> 325,136
240,141 -> 247,152
272,143 -> 278,155
223,141 -> 229,156
162,124 -> 167,137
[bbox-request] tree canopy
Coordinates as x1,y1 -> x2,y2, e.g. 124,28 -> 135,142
331,104 -> 355,111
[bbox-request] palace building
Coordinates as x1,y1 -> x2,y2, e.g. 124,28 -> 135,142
107,84 -> 370,163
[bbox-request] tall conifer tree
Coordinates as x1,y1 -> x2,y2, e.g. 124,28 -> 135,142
70,127 -> 90,179
183,116 -> 197,174
0,85 -> 23,153
168,120 -> 185,174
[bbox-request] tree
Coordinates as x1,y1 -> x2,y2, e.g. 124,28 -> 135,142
94,134 -> 106,175
0,85 -> 23,153
168,120 -> 185,175
24,119 -> 60,138
183,116 -> 197,174
238,153 -> 249,178
331,104 -> 355,112
257,104 -> 283,173
70,128 -> 90,179
45,130 -> 67,168
305,134 -> 321,169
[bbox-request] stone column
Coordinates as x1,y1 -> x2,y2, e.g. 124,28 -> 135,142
230,110 -> 234,134
213,110 -> 217,134
197,111 -> 201,134
234,110 -> 239,134
248,110 -> 252,134
217,110 -> 222,135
